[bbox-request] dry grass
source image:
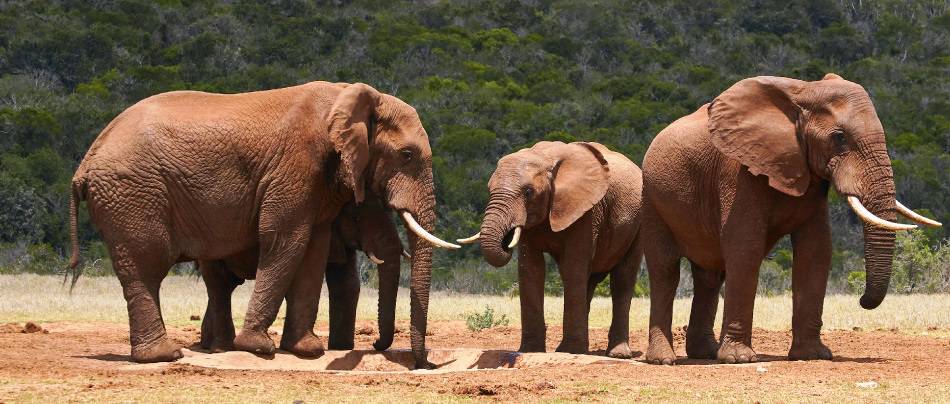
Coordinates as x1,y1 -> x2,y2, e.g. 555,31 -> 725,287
1,274 -> 948,333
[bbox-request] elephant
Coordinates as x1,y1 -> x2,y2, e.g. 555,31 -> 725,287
458,141 -> 643,358
68,82 -> 460,368
640,74 -> 942,365
197,197 -> 407,353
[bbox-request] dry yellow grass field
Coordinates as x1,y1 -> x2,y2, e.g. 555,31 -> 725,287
2,273 -> 948,332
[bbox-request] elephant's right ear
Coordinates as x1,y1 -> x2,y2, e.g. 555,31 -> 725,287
708,76 -> 810,197
548,142 -> 610,232
328,83 -> 380,203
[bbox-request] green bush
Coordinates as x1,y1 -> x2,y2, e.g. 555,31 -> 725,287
465,306 -> 509,332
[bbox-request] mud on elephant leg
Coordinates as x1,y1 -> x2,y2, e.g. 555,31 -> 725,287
788,211 -> 834,361
606,248 -> 640,359
112,245 -> 181,363
686,262 -> 723,360
279,225 -> 332,357
326,255 -> 360,350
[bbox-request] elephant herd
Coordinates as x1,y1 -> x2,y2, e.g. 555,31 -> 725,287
68,74 -> 940,369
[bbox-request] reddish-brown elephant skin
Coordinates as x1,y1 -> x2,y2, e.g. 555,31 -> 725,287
641,74 -> 923,365
476,141 -> 643,358
197,197 -> 405,353
68,82 -> 450,369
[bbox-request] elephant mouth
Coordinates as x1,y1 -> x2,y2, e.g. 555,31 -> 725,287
501,229 -> 517,251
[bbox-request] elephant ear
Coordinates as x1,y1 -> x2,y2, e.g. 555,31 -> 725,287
548,142 -> 610,232
328,83 -> 380,203
708,76 -> 810,197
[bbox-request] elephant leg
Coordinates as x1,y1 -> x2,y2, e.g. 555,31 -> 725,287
326,251 -> 359,350
373,255 -> 401,351
110,243 -> 180,363
718,229 -> 766,364
644,205 -> 681,365
518,245 -> 546,353
788,206 -> 833,361
279,223 -> 332,357
685,261 -> 723,359
556,257 -> 592,355
606,246 -> 640,359
199,260 -> 239,352
234,219 -> 313,356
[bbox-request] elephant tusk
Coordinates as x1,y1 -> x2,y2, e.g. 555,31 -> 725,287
366,252 -> 384,265
401,211 -> 461,249
895,200 -> 942,227
846,196 -> 917,231
457,232 -> 481,244
507,226 -> 522,249
402,249 -> 412,259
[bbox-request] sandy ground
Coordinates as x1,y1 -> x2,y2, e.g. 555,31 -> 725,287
1,320 -> 948,403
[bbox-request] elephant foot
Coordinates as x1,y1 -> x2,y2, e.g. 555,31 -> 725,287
645,341 -> 676,365
234,329 -> 275,355
280,332 -> 324,357
685,333 -> 720,359
199,331 -> 213,350
555,338 -> 588,355
518,339 -> 546,353
789,339 -> 833,361
373,338 -> 393,351
717,340 -> 757,364
131,338 -> 182,363
606,341 -> 637,359
414,355 -> 437,370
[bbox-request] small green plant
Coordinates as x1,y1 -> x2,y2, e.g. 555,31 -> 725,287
465,306 -> 509,331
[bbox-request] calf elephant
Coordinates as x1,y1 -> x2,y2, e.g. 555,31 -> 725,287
198,197 -> 407,353
641,74 -> 941,365
68,82 -> 459,368
459,141 -> 643,358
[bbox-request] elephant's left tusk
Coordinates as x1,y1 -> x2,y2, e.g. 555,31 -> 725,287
895,200 -> 942,227
846,196 -> 917,231
457,232 -> 481,244
401,211 -> 461,249
507,227 -> 522,249
366,252 -> 384,265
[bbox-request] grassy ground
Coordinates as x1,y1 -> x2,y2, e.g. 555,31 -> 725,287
2,274 -> 948,333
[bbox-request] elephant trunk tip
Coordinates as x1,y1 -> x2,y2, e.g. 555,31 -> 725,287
859,293 -> 883,310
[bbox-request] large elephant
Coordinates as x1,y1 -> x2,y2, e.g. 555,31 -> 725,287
459,141 -> 643,358
197,197 -> 406,353
68,82 -> 459,368
641,74 -> 941,365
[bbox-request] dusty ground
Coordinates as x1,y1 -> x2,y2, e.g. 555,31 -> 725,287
1,320 -> 948,403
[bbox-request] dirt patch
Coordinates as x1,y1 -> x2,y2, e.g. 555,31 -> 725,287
0,321 -> 47,334
0,321 -> 948,402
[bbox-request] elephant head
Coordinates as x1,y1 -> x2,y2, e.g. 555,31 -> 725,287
706,74 -> 941,310
463,141 -> 610,267
327,83 -> 459,368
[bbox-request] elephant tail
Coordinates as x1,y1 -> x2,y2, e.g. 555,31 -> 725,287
66,178 -> 86,291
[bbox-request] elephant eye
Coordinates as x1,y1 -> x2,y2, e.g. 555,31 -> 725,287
399,148 -> 413,162
524,187 -> 534,199
832,131 -> 847,148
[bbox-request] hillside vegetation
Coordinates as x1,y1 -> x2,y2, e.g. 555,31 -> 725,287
0,0 -> 947,294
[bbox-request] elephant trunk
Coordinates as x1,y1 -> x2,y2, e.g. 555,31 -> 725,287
479,191 -> 522,267
402,173 -> 436,368
852,143 -> 899,310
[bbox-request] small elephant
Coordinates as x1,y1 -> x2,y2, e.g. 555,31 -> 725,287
641,74 -> 941,365
197,197 -> 406,353
68,82 -> 459,367
460,141 -> 643,358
